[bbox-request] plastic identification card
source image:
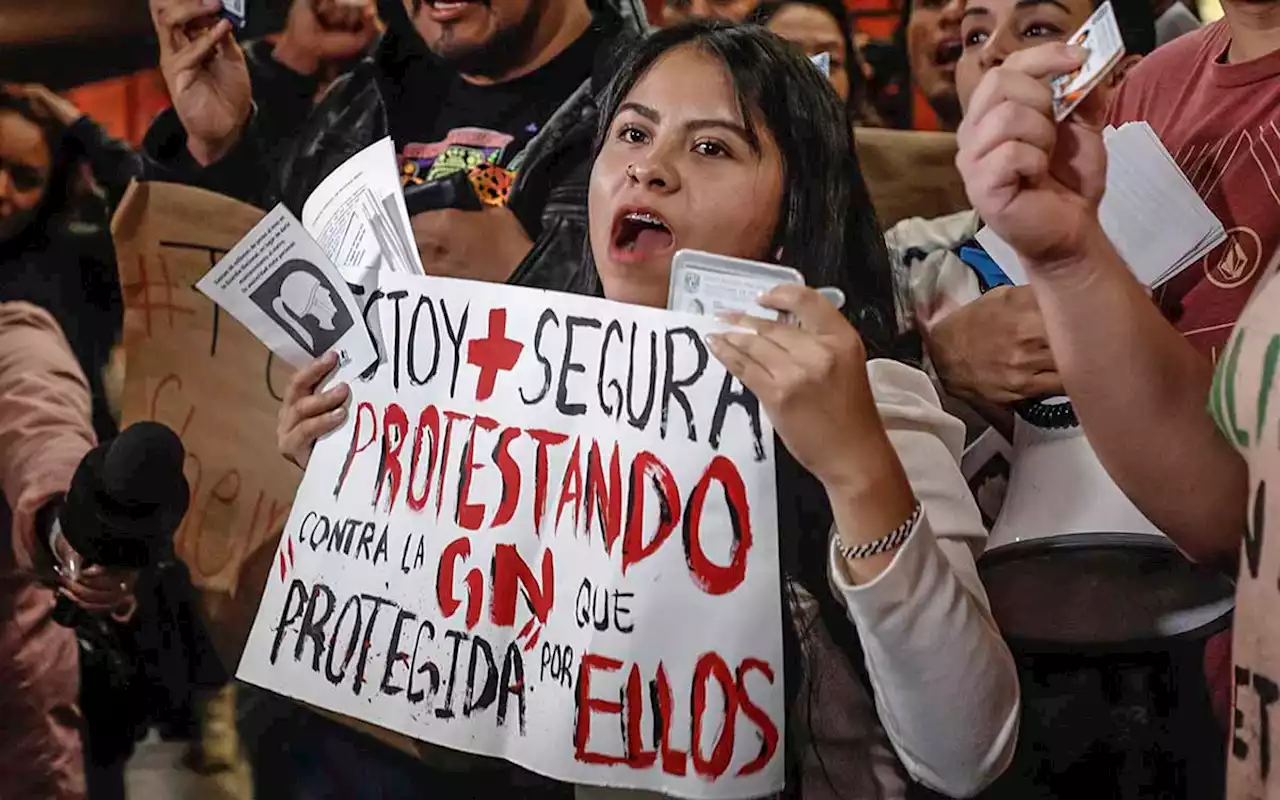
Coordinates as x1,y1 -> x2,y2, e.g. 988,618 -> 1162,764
667,250 -> 805,322
220,0 -> 247,29
1052,0 -> 1125,122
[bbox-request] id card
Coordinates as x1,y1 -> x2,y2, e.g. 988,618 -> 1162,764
811,52 -> 832,77
1052,0 -> 1124,122
668,250 -> 805,321
220,0 -> 247,28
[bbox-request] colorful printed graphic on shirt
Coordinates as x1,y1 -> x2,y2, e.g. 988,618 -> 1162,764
400,127 -> 515,187
468,163 -> 515,207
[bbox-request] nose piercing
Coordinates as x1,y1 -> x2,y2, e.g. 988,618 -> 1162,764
626,164 -> 638,181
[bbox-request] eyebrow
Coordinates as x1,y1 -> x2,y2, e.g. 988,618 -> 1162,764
616,102 -> 755,145
963,0 -> 1073,19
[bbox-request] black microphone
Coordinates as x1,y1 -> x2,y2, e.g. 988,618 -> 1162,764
51,421 -> 191,627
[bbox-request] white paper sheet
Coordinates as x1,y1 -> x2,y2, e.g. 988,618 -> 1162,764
195,204 -> 377,376
300,137 -> 425,279
977,122 -> 1225,288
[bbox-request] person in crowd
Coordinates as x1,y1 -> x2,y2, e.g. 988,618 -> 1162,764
0,301 -> 137,800
892,0 -> 1153,434
145,0 -> 647,289
0,85 -> 137,443
888,1 -> 1237,796
235,0 -> 382,160
752,0 -> 886,125
0,85 -> 215,800
953,0 -> 1280,788
897,0 -> 964,130
281,22 -> 1020,799
662,0 -> 757,25
1152,0 -> 1200,45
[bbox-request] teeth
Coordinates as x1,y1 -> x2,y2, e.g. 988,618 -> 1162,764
625,212 -> 665,227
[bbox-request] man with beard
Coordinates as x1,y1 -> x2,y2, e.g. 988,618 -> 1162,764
144,0 -> 647,288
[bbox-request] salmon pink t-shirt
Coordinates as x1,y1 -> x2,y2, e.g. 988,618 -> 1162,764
1108,20 -> 1280,362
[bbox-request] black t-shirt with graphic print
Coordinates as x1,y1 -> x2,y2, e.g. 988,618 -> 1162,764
395,24 -> 604,191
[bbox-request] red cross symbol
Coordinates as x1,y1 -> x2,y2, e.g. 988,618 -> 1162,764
467,308 -> 524,401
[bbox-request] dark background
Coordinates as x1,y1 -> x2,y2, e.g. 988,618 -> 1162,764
0,0 -> 293,88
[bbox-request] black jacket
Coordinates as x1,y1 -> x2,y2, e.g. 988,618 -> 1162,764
142,0 -> 649,291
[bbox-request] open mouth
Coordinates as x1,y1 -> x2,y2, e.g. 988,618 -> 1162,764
934,39 -> 962,68
424,0 -> 482,21
610,209 -> 675,262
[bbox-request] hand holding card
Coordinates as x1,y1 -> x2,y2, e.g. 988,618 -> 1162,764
667,250 -> 805,322
221,0 -> 247,28
1052,0 -> 1125,121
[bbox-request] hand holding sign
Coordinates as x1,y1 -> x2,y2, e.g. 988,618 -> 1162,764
278,351 -> 351,469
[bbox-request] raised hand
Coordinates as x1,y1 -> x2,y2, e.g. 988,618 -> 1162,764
956,43 -> 1108,271
150,0 -> 253,166
705,285 -> 886,490
2,84 -> 83,127
274,0 -> 380,75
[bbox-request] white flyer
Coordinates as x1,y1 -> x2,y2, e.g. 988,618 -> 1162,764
195,204 -> 377,376
300,137 -> 425,279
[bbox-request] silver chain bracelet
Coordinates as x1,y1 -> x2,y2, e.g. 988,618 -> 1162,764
836,501 -> 922,560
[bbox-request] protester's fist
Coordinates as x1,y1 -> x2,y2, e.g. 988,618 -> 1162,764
2,84 -> 83,128
925,286 -> 1062,405
411,206 -> 533,283
278,351 -> 350,469
956,43 -> 1107,270
706,286 -> 888,491
274,0 -> 380,76
150,0 -> 252,166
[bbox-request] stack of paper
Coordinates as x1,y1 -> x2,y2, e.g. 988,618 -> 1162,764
195,137 -> 420,376
977,122 -> 1225,288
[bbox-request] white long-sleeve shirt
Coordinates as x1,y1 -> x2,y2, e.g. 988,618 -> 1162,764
578,359 -> 1020,800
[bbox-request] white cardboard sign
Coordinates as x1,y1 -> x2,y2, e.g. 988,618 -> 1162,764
237,273 -> 786,799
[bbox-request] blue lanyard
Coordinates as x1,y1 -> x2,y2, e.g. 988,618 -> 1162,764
958,244 -> 1013,291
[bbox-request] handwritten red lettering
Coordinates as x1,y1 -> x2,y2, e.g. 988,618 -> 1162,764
437,537 -> 483,630
575,654 -> 627,766
735,659 -> 778,776
586,441 -> 623,554
457,416 -> 498,530
622,451 -> 681,574
684,456 -> 752,595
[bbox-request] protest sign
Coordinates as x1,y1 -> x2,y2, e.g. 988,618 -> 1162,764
237,272 -> 786,798
110,181 -> 299,658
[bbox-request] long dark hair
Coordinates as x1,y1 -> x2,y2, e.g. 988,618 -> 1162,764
579,22 -> 907,796
582,21 -> 897,357
0,89 -> 69,249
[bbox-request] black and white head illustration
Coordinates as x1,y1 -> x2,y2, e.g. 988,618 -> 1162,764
251,259 -> 353,358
